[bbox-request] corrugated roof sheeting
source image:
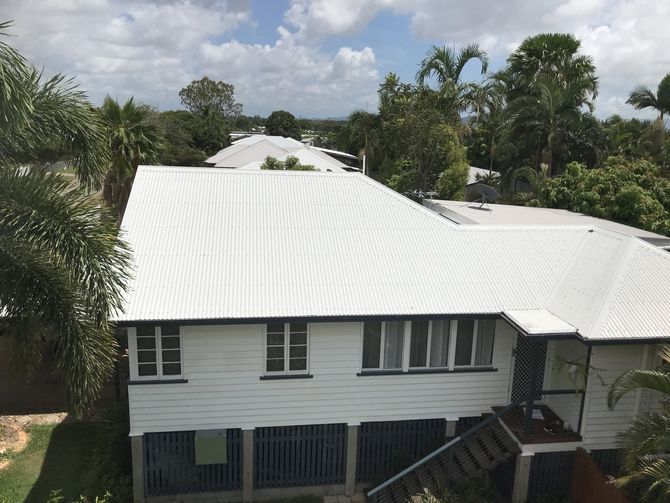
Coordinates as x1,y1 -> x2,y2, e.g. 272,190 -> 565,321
594,241 -> 670,340
117,167 -> 589,322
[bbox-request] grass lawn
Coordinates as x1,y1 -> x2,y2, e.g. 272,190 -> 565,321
0,422 -> 106,503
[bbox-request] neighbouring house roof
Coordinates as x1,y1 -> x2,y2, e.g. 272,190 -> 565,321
205,135 -> 357,172
116,166 -> 670,342
424,199 -> 670,247
467,166 -> 500,186
237,148 -> 349,173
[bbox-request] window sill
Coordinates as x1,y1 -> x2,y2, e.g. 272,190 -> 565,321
357,367 -> 497,376
356,370 -> 404,376
260,374 -> 313,380
128,378 -> 188,385
410,367 -> 497,374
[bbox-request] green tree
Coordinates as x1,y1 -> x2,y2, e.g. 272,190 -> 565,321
260,155 -> 316,171
0,24 -> 106,188
506,77 -> 583,175
0,22 -> 130,416
266,110 -> 302,140
503,33 -> 598,109
100,96 -> 162,221
608,345 -> 670,502
416,43 -> 489,119
145,110 -> 208,166
627,73 -> 670,120
178,76 -> 242,119
534,158 -> 670,234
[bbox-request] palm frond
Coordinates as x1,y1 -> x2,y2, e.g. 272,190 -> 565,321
608,368 -> 670,408
627,86 -> 659,112
0,167 -> 131,415
455,42 -> 489,78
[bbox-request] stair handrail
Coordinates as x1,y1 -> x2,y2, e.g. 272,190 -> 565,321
367,396 -> 528,500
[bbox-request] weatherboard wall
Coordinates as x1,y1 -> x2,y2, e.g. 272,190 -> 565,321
580,344 -> 650,451
127,320 -> 515,435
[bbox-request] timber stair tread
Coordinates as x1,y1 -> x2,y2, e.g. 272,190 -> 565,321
368,416 -> 520,503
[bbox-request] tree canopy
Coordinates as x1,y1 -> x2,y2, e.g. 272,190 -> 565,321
179,76 -> 242,119
100,96 -> 162,221
266,110 -> 301,140
260,155 -> 316,171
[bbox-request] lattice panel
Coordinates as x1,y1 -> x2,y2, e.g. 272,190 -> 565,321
511,334 -> 547,402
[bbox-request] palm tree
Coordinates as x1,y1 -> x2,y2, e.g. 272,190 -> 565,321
100,96 -> 161,221
608,345 -> 670,502
505,33 -> 598,110
0,21 -> 131,416
345,110 -> 379,160
416,43 -> 489,119
506,77 -> 582,175
627,73 -> 670,120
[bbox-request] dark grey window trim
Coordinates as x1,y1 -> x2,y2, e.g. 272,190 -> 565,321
128,378 -> 188,385
260,374 -> 313,380
356,369 -> 404,376
357,367 -> 497,376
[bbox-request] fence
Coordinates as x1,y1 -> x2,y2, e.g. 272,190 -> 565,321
527,450 -> 575,500
591,448 -> 623,476
357,418 -> 446,483
570,448 -> 632,503
144,429 -> 242,496
254,423 -> 347,489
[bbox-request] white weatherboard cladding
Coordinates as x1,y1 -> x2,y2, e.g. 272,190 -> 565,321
543,339 -> 588,430
118,168 -> 588,322
127,321 -> 516,434
580,345 -> 647,450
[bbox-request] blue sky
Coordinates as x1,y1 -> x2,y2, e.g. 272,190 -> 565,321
5,0 -> 669,119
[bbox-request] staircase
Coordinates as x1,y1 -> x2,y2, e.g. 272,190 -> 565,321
367,403 -> 523,503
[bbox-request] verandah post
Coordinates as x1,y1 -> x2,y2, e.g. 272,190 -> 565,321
242,428 -> 254,502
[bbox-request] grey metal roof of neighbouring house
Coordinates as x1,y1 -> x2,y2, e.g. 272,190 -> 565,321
116,166 -> 670,342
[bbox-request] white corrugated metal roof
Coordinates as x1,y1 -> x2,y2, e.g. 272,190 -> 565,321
116,166 -> 670,341
117,166 -> 588,322
425,199 -> 669,243
467,166 -> 500,185
206,135 -> 349,172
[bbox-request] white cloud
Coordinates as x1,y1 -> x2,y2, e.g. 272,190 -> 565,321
5,0 -> 378,117
5,0 -> 253,107
4,0 -> 669,118
285,0 -> 670,118
200,35 -> 378,117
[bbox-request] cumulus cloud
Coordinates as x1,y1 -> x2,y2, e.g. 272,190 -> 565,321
5,0 -> 378,116
200,34 -> 378,116
284,0 -> 670,118
4,0 -> 668,118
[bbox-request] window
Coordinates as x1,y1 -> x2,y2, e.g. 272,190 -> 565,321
134,325 -> 182,379
454,319 -> 495,367
361,319 -> 495,372
265,323 -> 309,375
362,321 -> 406,370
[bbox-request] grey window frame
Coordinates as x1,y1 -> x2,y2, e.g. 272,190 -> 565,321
264,323 -> 310,376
